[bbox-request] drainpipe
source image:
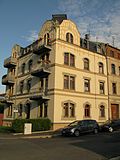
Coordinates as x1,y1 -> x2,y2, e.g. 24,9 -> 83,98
105,44 -> 111,120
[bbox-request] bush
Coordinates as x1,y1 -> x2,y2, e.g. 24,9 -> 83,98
12,118 -> 51,133
0,126 -> 13,133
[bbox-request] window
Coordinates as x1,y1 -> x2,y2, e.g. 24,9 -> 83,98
64,53 -> 75,67
84,104 -> 90,117
44,33 -> 50,45
70,54 -> 75,66
100,105 -> 105,117
111,64 -> 116,74
28,60 -> 33,72
64,75 -> 69,89
110,50 -> 114,57
112,83 -> 117,94
7,105 -> 12,117
64,53 -> 69,65
64,75 -> 75,90
66,32 -> 73,43
39,102 -> 48,118
84,58 -> 89,70
21,63 -> 25,74
27,79 -> 31,93
20,81 -> 24,94
99,62 -> 104,74
84,79 -> 90,92
70,76 -> 75,90
99,82 -> 105,94
63,102 -> 75,118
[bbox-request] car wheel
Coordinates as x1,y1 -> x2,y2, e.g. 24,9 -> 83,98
74,130 -> 80,137
109,127 -> 113,132
94,128 -> 98,134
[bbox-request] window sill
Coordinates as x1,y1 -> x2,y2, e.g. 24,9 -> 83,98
83,116 -> 91,119
99,117 -> 106,120
61,116 -> 76,120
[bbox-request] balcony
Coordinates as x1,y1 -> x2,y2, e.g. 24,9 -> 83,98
0,95 -> 13,104
29,88 -> 50,102
4,56 -> 17,68
31,61 -> 51,78
2,75 -> 15,85
33,44 -> 51,55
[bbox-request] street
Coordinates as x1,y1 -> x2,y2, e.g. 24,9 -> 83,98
0,131 -> 120,160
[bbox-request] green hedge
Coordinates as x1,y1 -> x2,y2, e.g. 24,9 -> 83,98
0,126 -> 13,133
12,118 -> 51,133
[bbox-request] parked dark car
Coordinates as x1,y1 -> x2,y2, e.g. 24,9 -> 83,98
100,119 -> 120,132
61,119 -> 99,137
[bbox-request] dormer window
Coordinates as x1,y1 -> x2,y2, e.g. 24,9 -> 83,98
99,62 -> 104,74
66,32 -> 73,44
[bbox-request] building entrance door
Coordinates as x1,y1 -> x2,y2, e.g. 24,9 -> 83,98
25,103 -> 31,119
111,104 -> 119,120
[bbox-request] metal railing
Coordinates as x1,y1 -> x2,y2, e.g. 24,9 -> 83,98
31,61 -> 51,72
29,87 -> 48,97
4,56 -> 17,66
2,74 -> 15,84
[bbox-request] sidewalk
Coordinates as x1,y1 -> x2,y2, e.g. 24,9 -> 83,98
0,129 -> 61,139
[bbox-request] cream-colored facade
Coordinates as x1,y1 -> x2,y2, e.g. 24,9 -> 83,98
2,14 -> 119,130
105,45 -> 120,121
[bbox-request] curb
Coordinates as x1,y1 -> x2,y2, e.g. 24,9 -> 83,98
21,135 -> 52,139
13,130 -> 54,136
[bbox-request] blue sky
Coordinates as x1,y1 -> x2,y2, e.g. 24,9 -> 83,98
0,0 -> 120,93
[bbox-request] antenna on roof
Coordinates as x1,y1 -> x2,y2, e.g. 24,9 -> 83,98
96,36 -> 98,42
112,36 -> 115,47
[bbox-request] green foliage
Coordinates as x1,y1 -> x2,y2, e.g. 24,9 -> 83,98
12,118 -> 51,133
0,126 -> 13,133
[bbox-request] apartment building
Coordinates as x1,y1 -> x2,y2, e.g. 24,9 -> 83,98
2,14 -> 118,130
105,44 -> 120,120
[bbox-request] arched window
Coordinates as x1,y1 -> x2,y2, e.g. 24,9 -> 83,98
111,64 -> 116,74
100,105 -> 105,117
84,104 -> 90,117
47,33 -> 50,45
84,58 -> 89,70
28,60 -> 33,72
70,34 -> 73,44
99,62 -> 104,74
63,102 -> 75,118
44,33 -> 50,45
66,32 -> 74,44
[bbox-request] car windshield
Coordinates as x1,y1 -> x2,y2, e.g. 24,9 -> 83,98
68,121 -> 81,127
102,120 -> 115,125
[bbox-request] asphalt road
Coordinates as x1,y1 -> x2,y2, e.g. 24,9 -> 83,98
0,131 -> 120,160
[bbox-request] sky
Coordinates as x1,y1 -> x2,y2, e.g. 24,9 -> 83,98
0,0 -> 120,93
